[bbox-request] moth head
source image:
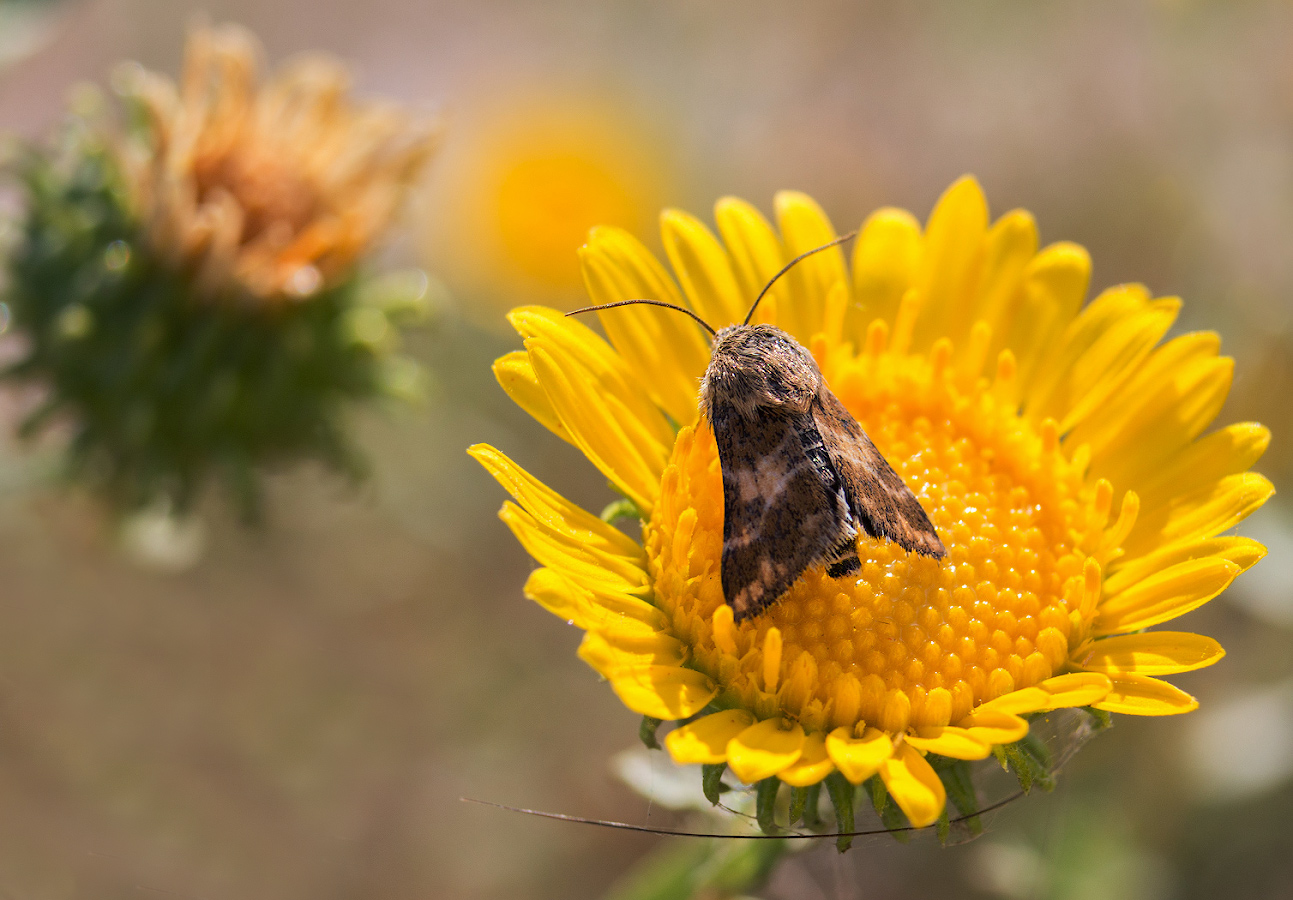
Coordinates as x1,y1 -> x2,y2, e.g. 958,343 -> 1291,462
701,324 -> 819,420
564,228 -> 859,421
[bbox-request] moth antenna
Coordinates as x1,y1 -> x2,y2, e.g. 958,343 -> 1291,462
566,299 -> 717,337
461,790 -> 1025,839
743,230 -> 860,325
462,709 -> 1097,840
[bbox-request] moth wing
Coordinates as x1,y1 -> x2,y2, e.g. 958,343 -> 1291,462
812,387 -> 947,558
712,399 -> 851,622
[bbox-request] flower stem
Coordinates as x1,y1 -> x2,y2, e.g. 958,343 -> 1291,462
602,837 -> 790,900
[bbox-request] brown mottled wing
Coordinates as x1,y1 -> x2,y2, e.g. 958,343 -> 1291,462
812,386 -> 946,559
711,398 -> 853,622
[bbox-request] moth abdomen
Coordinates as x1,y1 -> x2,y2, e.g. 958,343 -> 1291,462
826,543 -> 862,579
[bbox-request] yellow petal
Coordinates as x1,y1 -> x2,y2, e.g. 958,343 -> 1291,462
1105,536 -> 1266,597
851,207 -> 922,329
1093,673 -> 1199,716
905,726 -> 992,760
1065,330 -> 1219,452
1094,557 -> 1241,635
664,709 -> 756,765
825,726 -> 894,784
914,176 -> 988,353
470,444 -> 642,558
979,687 -> 1052,716
579,228 -> 710,424
578,631 -> 686,677
592,612 -> 672,642
661,208 -> 744,328
727,718 -> 806,783
500,503 -> 646,593
1022,283 -> 1149,417
511,306 -> 675,448
972,209 -> 1039,363
528,345 -> 665,513
1089,357 -> 1235,490
1036,672 -> 1114,708
778,731 -> 836,787
520,567 -> 593,626
1041,300 -> 1179,432
1124,472 -> 1274,560
1007,242 -> 1091,391
879,742 -> 946,829
1069,297 -> 1179,421
714,196 -> 784,325
523,568 -> 665,632
1135,423 -> 1271,517
493,351 -> 573,445
774,191 -> 848,344
1075,632 -> 1225,675
982,673 -> 1113,714
583,226 -> 685,309
608,665 -> 718,720
957,708 -> 1030,744
582,579 -> 673,626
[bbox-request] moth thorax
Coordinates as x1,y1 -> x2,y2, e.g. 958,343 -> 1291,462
702,324 -> 820,420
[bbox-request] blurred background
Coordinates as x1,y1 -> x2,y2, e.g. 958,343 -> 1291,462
0,1 -> 1291,897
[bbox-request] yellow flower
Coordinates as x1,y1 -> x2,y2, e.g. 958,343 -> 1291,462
425,95 -> 670,309
472,177 -> 1271,831
116,24 -> 439,301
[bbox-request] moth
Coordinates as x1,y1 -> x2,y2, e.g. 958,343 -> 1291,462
570,233 -> 945,622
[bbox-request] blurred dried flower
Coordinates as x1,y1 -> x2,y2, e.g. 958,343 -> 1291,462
117,24 -> 438,301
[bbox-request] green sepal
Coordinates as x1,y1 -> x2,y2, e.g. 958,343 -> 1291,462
824,772 -> 855,853
638,716 -> 662,750
878,794 -> 910,842
755,778 -> 781,835
1020,730 -> 1052,771
800,782 -> 822,828
867,774 -> 887,815
600,498 -> 640,524
1002,743 -> 1034,792
864,775 -> 909,841
935,805 -> 951,845
701,763 -> 727,806
932,756 -> 982,836
1001,733 -> 1054,794
1085,705 -> 1113,730
787,785 -> 808,826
